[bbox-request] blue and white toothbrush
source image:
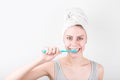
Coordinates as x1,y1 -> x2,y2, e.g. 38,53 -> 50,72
42,49 -> 78,54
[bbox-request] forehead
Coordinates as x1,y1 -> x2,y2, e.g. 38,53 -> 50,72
64,26 -> 86,36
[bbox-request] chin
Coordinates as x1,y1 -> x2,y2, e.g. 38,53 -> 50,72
68,52 -> 82,58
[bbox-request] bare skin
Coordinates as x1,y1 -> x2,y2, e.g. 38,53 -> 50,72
6,25 -> 104,80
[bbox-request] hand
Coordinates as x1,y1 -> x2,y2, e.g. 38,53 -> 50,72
40,47 -> 61,62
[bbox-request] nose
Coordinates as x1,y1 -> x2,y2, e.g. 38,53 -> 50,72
71,39 -> 79,46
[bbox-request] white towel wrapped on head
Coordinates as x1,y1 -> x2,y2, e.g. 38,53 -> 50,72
63,8 -> 88,32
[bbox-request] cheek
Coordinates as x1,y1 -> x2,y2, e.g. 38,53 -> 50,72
64,39 -> 70,47
81,37 -> 87,45
80,40 -> 87,47
64,41 -> 70,47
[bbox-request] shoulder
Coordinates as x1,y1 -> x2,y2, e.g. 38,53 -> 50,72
97,63 -> 104,75
92,61 -> 104,76
97,63 -> 104,71
91,61 -> 104,72
97,63 -> 104,80
91,61 -> 104,80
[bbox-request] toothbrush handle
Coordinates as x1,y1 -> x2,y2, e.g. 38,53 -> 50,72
42,50 -> 68,54
42,49 -> 77,54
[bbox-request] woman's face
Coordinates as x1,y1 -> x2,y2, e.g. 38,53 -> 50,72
63,25 -> 87,57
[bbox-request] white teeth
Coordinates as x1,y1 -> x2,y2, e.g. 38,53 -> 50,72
70,48 -> 79,51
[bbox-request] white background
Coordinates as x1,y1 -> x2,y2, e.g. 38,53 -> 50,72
0,0 -> 120,80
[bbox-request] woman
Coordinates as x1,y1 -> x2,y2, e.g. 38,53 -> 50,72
6,8 -> 104,80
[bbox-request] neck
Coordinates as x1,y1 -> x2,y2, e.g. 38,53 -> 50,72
65,54 -> 89,66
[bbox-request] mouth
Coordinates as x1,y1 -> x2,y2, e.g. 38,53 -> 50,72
68,48 -> 81,53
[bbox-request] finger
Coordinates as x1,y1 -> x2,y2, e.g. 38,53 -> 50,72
48,47 -> 53,55
56,47 -> 61,55
52,47 -> 57,55
45,48 -> 49,54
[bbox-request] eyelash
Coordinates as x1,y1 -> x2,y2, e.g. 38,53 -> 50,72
67,37 -> 72,40
77,37 -> 83,40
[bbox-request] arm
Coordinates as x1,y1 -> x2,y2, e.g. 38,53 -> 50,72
98,64 -> 104,80
6,58 -> 49,80
6,47 -> 60,80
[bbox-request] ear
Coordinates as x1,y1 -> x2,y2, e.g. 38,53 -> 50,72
85,34 -> 87,44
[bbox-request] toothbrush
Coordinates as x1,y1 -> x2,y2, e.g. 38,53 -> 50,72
42,49 -> 78,54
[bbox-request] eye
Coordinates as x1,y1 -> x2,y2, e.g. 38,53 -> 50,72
66,36 -> 73,40
77,37 -> 83,41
